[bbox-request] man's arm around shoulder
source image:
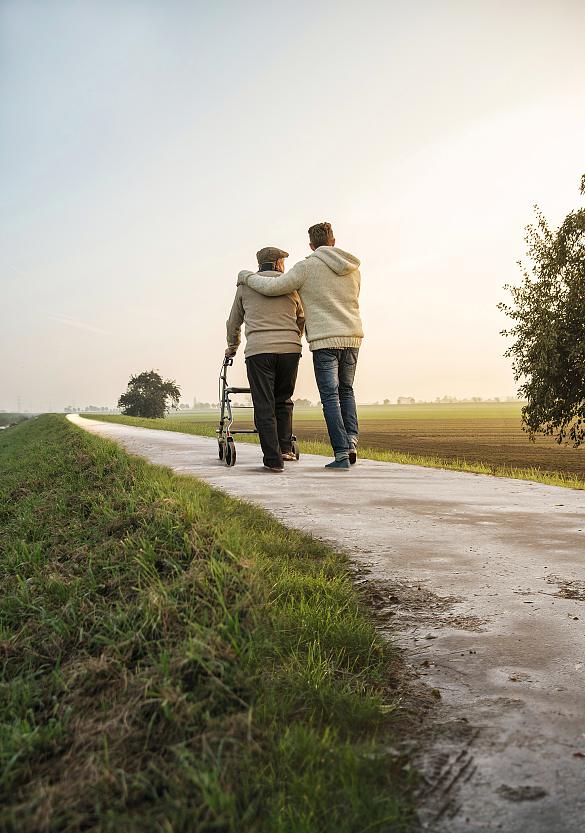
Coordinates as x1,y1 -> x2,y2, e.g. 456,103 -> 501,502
237,261 -> 306,296
295,295 -> 305,339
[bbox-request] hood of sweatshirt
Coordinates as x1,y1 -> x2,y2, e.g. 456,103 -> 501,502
309,247 -> 360,276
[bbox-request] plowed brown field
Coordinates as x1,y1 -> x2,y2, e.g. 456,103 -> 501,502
291,418 -> 585,480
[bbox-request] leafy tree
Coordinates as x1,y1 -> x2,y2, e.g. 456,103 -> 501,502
499,175 -> 585,445
117,370 -> 181,419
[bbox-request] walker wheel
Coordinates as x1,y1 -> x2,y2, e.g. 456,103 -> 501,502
225,438 -> 236,467
218,438 -> 225,460
292,440 -> 300,460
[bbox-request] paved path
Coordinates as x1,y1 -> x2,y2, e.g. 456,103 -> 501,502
70,416 -> 585,832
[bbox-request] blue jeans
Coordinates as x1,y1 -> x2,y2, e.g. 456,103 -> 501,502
312,348 -> 359,457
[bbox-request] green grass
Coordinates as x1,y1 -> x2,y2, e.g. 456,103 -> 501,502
84,413 -> 585,490
86,413 -> 252,441
0,415 -> 417,832
166,401 -> 525,423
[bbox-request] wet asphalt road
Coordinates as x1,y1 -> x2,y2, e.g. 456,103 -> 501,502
70,416 -> 585,832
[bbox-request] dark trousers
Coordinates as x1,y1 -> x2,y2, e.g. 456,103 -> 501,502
245,353 -> 300,468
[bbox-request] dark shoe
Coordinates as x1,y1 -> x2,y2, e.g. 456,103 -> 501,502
349,449 -> 357,465
325,459 -> 350,469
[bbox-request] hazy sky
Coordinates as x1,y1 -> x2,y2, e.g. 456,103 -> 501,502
2,0 -> 584,411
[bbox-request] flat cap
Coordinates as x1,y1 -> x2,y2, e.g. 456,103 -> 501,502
256,246 -> 289,265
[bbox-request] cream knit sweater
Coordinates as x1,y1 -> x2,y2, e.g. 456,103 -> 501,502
238,247 -> 363,351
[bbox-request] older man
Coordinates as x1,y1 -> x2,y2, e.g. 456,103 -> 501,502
238,223 -> 363,469
226,246 -> 305,472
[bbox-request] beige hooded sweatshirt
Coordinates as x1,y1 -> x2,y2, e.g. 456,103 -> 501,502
238,247 -> 363,351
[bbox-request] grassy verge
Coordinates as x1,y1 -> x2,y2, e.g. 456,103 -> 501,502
0,415 -> 417,832
84,413 -> 258,442
84,413 -> 585,490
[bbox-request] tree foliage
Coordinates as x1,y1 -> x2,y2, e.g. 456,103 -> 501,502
499,176 -> 585,445
117,370 -> 181,419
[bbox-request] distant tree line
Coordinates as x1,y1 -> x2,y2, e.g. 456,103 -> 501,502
189,397 -> 318,410
389,395 -> 520,405
64,405 -> 121,413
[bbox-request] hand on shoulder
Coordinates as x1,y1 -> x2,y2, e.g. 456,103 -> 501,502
237,270 -> 254,286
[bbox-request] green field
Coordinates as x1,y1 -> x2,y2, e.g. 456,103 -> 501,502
172,401 -> 525,423
167,402 -> 585,482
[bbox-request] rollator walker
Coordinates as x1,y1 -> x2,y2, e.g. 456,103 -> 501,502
216,356 -> 300,467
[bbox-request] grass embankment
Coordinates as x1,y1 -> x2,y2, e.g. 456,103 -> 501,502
0,416 -> 417,832
85,413 -> 585,490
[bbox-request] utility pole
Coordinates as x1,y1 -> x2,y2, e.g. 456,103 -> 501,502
16,396 -> 22,413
